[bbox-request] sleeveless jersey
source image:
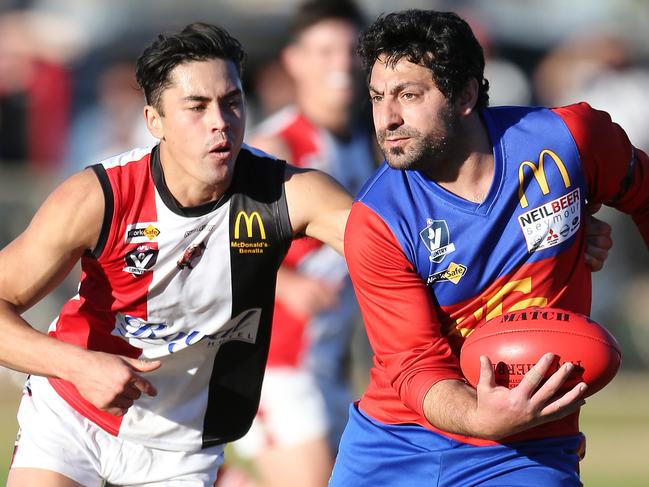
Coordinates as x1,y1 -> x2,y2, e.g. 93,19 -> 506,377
253,106 -> 375,367
47,144 -> 292,451
345,103 -> 649,446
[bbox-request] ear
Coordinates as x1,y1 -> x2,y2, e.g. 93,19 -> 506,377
456,77 -> 479,117
144,105 -> 164,139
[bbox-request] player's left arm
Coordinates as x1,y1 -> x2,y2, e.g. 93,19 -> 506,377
283,165 -> 352,255
555,103 -> 649,247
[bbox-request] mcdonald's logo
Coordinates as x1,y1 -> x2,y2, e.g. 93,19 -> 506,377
234,211 -> 267,239
518,149 -> 572,208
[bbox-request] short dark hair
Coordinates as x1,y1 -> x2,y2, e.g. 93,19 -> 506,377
135,22 -> 246,113
357,10 -> 489,109
289,0 -> 366,41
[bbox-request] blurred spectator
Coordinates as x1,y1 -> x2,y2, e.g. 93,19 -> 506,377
534,31 -> 649,150
64,53 -> 156,173
246,58 -> 295,128
465,12 -> 532,106
534,33 -> 631,105
0,10 -> 75,169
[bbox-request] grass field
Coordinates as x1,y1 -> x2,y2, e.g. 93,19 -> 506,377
0,373 -> 647,485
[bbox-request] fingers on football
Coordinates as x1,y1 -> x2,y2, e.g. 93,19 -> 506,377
539,382 -> 587,420
477,355 -> 497,389
515,353 -> 554,396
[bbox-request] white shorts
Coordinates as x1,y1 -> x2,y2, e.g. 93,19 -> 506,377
11,375 -> 224,486
232,368 -> 328,458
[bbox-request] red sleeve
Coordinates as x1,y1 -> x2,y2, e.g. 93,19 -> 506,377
554,102 -> 649,246
344,202 -> 464,416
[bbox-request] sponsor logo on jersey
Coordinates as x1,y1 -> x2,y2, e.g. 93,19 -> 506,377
112,309 -> 261,357
517,149 -> 571,209
177,241 -> 206,269
518,187 -> 580,252
231,210 -> 269,254
125,222 -> 160,243
183,224 -> 216,239
123,244 -> 158,275
426,262 -> 467,285
419,218 -> 455,263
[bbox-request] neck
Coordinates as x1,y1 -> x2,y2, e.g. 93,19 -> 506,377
427,111 -> 494,203
157,144 -> 229,208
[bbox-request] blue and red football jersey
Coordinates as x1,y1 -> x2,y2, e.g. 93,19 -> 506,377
345,103 -> 649,446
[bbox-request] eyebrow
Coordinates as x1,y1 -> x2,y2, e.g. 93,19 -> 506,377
182,88 -> 243,103
369,82 -> 423,96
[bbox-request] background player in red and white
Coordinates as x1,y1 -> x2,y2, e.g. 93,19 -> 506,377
230,2 -> 376,486
329,9 -> 647,487
0,22 -> 352,487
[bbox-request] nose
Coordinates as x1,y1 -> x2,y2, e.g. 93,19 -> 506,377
208,105 -> 229,133
375,99 -> 403,132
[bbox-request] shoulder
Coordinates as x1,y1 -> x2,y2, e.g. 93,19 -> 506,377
355,162 -> 391,202
228,145 -> 287,202
237,144 -> 287,169
29,168 -> 104,252
345,201 -> 411,276
51,168 -> 104,212
552,102 -> 630,158
552,102 -> 618,142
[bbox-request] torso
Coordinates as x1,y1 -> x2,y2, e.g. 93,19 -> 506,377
355,105 -> 591,444
48,144 -> 292,450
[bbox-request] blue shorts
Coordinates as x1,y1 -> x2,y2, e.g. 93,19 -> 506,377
329,404 -> 584,487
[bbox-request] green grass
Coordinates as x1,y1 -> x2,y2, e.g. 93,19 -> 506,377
0,373 -> 646,485
579,373 -> 649,486
0,378 -> 21,483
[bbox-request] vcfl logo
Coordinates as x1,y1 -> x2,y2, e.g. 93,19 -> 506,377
123,245 -> 158,276
419,219 -> 455,264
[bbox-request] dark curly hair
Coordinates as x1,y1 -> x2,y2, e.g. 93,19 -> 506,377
136,22 -> 246,114
357,10 -> 489,109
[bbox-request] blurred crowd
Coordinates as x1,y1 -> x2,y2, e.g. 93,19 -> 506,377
0,0 -> 648,379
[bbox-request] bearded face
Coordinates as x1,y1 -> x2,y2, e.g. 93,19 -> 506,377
370,56 -> 463,174
376,100 -> 458,172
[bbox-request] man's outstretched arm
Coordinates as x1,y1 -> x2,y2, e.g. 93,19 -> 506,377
283,164 -> 352,256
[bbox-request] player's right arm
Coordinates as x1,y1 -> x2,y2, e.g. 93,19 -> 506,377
345,202 -> 586,441
0,169 -> 159,416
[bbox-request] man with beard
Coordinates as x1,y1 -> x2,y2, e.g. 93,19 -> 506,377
329,9 -> 648,487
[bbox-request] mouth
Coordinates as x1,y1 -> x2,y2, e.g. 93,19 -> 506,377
383,137 -> 410,147
208,141 -> 232,158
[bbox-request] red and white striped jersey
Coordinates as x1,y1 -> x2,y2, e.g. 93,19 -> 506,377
253,106 -> 376,367
47,144 -> 292,451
